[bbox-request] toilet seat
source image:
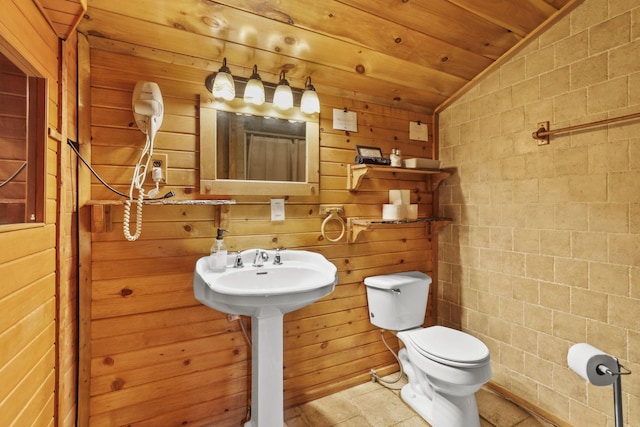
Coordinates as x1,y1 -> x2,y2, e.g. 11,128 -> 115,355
403,326 -> 490,368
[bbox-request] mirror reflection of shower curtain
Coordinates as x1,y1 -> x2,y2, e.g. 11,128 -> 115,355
246,134 -> 305,181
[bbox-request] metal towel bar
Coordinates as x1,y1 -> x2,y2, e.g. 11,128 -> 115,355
532,112 -> 640,145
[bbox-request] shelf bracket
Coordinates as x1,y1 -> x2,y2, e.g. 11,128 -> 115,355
428,219 -> 452,241
430,172 -> 450,191
348,218 -> 372,242
217,204 -> 231,230
347,166 -> 369,190
91,204 -> 113,233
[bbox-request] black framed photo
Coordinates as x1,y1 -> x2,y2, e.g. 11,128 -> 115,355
356,145 -> 383,158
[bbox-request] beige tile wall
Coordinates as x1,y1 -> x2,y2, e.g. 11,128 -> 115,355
437,0 -> 640,425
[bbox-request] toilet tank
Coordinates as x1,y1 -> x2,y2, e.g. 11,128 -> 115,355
364,271 -> 432,331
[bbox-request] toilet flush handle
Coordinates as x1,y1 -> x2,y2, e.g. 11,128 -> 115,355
390,288 -> 401,295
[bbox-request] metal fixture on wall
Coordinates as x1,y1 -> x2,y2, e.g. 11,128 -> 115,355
204,59 -> 320,114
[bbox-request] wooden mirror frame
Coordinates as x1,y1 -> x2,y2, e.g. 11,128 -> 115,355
199,96 -> 319,197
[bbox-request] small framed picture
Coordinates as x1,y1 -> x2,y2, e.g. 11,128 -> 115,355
356,145 -> 383,158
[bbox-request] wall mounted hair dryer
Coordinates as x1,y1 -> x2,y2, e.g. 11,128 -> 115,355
132,81 -> 164,135
124,81 -> 165,241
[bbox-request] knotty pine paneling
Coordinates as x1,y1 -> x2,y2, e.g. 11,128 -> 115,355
0,4 -> 66,426
81,46 -> 440,425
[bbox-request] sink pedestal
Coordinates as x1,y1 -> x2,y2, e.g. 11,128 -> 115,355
192,250 -> 338,427
245,310 -> 285,427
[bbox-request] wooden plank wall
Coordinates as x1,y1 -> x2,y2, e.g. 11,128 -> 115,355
81,46 -> 439,425
0,0 -> 79,426
57,30 -> 80,427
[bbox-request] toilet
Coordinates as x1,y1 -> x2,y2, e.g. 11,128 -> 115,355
364,271 -> 491,427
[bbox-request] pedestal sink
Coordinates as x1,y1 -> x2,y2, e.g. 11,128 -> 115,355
193,249 -> 338,427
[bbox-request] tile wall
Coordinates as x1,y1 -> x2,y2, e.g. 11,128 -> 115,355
437,0 -> 640,425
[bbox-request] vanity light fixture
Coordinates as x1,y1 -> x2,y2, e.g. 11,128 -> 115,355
273,70 -> 294,110
244,64 -> 265,106
300,76 -> 320,114
205,57 -> 235,101
205,60 -> 320,114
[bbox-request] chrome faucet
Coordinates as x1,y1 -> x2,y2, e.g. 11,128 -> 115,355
233,252 -> 244,268
273,249 -> 283,265
253,250 -> 269,267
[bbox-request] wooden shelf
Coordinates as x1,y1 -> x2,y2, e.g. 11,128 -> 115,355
87,199 -> 236,233
347,217 -> 451,242
344,164 -> 452,243
86,199 -> 236,206
347,164 -> 450,191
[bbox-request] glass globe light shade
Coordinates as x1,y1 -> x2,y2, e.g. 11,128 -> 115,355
300,76 -> 320,114
273,71 -> 294,110
243,65 -> 265,106
210,58 -> 235,101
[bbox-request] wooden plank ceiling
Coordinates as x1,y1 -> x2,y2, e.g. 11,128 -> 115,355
36,0 -> 87,39
78,0 -> 579,114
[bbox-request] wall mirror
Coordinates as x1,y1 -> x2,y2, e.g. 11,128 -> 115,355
0,45 -> 46,226
200,97 -> 319,196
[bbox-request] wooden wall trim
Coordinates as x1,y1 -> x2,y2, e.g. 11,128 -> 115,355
76,32 -> 92,427
53,36 -> 63,427
486,382 -> 572,427
56,32 -> 80,427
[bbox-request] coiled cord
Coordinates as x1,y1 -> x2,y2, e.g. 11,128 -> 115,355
123,117 -> 156,242
123,192 -> 144,241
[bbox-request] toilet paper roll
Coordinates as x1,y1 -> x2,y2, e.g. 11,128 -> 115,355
389,189 -> 410,205
382,204 -> 406,220
567,343 -> 618,387
406,204 -> 418,220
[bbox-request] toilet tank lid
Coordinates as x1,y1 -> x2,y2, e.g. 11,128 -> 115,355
364,271 -> 432,289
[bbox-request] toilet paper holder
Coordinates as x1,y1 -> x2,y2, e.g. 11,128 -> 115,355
599,357 -> 630,427
595,360 -> 631,377
568,343 -> 631,427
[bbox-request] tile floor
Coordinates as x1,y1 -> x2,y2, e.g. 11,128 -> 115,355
285,374 -> 556,427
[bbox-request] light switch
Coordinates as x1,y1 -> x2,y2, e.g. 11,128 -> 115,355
271,198 -> 285,221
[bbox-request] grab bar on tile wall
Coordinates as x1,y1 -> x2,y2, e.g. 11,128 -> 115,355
532,111 -> 640,145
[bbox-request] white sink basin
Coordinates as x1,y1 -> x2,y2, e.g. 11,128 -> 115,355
193,249 -> 337,316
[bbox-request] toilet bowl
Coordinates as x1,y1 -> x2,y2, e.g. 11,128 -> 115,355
364,272 -> 492,427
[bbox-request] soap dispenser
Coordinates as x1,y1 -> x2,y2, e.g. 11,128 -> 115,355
208,228 -> 228,272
